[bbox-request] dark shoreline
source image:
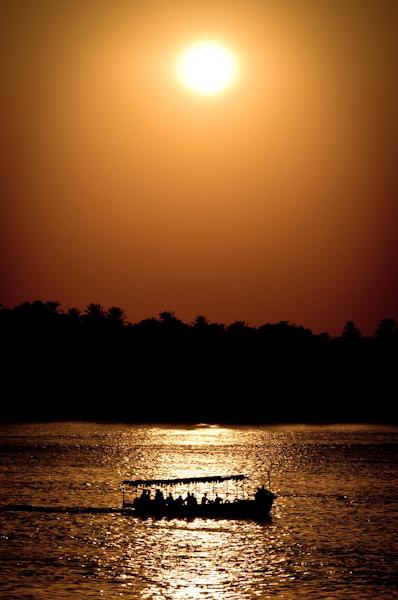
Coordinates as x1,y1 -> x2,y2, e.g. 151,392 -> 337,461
1,418 -> 397,425
1,301 -> 396,423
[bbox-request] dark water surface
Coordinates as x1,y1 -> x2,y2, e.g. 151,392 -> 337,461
0,423 -> 397,599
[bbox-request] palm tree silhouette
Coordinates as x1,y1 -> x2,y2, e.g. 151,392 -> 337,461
67,307 -> 81,320
192,315 -> 209,328
159,311 -> 179,324
106,306 -> 127,324
85,303 -> 105,319
46,301 -> 61,314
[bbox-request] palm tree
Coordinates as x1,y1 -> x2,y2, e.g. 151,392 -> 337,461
67,307 -> 81,321
158,311 -> 187,339
106,306 -> 127,325
192,315 -> 209,328
159,311 -> 179,324
85,303 -> 105,319
45,301 -> 61,314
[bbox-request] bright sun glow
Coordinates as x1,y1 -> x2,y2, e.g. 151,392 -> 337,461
177,41 -> 238,96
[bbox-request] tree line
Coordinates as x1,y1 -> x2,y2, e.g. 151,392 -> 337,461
0,301 -> 396,423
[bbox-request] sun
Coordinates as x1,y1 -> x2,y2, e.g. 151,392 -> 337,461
177,41 -> 238,96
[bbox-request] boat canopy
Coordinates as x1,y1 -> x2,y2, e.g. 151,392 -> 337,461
122,474 -> 247,487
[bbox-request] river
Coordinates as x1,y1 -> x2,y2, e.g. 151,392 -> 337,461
0,422 -> 397,599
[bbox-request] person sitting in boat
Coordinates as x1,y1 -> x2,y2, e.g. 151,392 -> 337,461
137,489 -> 151,506
166,492 -> 175,507
154,489 -> 165,505
175,495 -> 184,508
201,493 -> 208,505
255,485 -> 270,502
214,494 -> 223,504
187,493 -> 198,507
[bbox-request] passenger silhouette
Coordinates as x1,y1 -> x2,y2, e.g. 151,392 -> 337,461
166,492 -> 175,507
138,489 -> 150,506
154,489 -> 165,505
187,493 -> 197,507
255,485 -> 270,503
175,495 -> 184,508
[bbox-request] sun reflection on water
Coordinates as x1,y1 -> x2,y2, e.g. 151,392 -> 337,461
148,425 -> 237,446
121,520 -> 274,600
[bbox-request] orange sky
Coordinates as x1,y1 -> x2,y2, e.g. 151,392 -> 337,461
1,0 -> 397,333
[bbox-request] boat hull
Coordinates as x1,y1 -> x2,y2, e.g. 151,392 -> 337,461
123,497 -> 275,521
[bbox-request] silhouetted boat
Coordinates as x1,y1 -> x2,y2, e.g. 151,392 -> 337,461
121,474 -> 275,520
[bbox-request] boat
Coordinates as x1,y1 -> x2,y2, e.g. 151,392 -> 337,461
121,474 -> 276,520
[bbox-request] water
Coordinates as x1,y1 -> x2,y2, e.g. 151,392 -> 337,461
0,422 -> 397,599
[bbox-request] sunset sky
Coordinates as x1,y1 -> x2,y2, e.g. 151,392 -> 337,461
1,0 -> 397,334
